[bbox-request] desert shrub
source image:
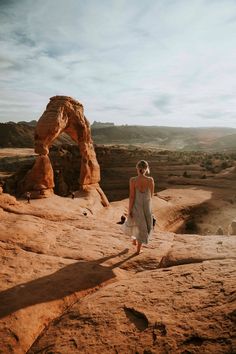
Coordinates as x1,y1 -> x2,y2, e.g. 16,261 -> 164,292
205,159 -> 212,168
221,160 -> 233,169
183,171 -> 191,178
221,161 -> 229,169
185,219 -> 198,233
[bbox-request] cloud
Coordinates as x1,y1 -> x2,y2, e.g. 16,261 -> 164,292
153,94 -> 172,114
0,0 -> 236,127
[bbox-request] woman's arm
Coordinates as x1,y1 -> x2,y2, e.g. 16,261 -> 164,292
128,177 -> 135,217
150,177 -> 155,197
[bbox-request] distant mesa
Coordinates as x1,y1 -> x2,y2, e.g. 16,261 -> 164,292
18,120 -> 37,126
20,96 -> 109,206
91,121 -> 115,128
0,121 -> 35,148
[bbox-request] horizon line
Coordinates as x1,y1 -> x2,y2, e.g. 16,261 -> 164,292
1,120 -> 236,130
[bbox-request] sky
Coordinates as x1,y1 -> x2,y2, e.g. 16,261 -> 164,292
0,0 -> 236,127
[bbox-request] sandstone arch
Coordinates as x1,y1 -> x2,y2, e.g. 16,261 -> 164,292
23,96 -> 109,205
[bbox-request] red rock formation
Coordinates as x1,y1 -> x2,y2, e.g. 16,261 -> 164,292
34,96 -> 100,186
20,155 -> 54,198
23,96 -> 108,204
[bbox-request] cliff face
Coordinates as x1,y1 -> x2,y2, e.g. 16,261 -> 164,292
4,145 -> 175,199
2,145 -> 236,235
47,144 -> 176,200
48,144 -> 236,201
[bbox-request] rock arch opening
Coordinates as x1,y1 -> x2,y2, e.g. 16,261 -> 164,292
21,96 -> 109,206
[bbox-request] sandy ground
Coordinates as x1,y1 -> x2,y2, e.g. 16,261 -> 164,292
0,148 -> 35,157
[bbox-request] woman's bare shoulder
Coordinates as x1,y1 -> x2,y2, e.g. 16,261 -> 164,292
129,176 -> 136,183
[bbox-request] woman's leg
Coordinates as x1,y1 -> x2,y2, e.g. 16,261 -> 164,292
136,241 -> 142,254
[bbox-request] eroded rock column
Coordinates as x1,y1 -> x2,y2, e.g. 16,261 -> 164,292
79,142 -> 100,186
21,155 -> 54,198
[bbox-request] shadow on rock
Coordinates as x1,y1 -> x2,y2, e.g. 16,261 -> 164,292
0,249 -> 137,319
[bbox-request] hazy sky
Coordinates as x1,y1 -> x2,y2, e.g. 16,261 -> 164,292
0,0 -> 236,127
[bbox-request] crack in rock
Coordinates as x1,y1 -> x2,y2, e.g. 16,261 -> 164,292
123,306 -> 149,331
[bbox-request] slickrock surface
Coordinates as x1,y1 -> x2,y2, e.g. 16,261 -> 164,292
0,188 -> 235,353
29,259 -> 236,354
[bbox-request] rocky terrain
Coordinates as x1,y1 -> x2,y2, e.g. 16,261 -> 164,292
0,96 -> 235,353
2,145 -> 236,198
0,186 -> 235,354
2,145 -> 236,236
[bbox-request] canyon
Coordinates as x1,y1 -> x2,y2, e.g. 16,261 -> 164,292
2,145 -> 236,235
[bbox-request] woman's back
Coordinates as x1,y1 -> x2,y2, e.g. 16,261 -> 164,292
132,175 -> 153,194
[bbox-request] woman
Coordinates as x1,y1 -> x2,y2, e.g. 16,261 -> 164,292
128,160 -> 154,254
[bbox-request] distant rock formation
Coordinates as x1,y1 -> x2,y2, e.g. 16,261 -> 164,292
91,121 -> 115,128
22,96 -> 109,205
0,122 -> 35,148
